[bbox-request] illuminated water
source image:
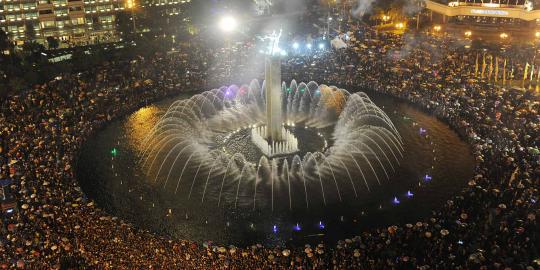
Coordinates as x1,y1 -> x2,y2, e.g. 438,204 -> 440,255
77,90 -> 475,246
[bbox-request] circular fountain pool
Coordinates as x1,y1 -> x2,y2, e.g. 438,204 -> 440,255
77,83 -> 474,246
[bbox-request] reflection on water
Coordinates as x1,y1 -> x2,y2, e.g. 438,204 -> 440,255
126,106 -> 162,154
77,91 -> 475,246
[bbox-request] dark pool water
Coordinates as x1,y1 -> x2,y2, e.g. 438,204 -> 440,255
77,90 -> 475,247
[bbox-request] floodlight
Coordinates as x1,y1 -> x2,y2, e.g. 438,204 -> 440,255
219,16 -> 238,32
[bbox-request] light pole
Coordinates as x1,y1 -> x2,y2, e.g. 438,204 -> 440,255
433,25 -> 441,36
126,0 -> 137,33
219,16 -> 238,80
327,16 -> 332,40
500,33 -> 508,40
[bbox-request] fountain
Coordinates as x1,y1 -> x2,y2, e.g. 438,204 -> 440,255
138,30 -> 404,210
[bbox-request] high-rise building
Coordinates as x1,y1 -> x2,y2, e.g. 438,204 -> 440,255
0,0 -> 191,47
0,0 -> 125,45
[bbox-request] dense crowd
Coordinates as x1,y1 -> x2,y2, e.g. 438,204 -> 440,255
1,24 -> 539,269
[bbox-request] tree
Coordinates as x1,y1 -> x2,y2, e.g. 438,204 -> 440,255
22,41 -> 44,54
24,22 -> 37,41
46,36 -> 59,50
116,12 -> 135,41
0,29 -> 13,55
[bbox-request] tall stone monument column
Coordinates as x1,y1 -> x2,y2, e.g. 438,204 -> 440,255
265,55 -> 283,141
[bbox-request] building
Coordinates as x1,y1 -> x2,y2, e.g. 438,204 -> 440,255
0,0 -> 190,46
425,0 -> 540,27
139,0 -> 189,16
0,0 -> 128,45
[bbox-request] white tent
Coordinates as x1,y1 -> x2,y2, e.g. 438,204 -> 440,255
331,37 -> 347,49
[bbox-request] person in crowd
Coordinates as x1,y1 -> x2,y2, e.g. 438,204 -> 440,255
0,25 -> 538,269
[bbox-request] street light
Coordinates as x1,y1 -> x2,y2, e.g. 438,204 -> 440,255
500,33 -> 508,39
464,31 -> 472,38
382,15 -> 390,22
126,0 -> 136,33
433,25 -> 441,32
292,42 -> 299,49
395,22 -> 405,29
219,16 -> 238,80
219,16 -> 238,33
536,31 -> 540,38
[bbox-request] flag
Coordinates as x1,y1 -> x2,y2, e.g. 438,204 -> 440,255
481,53 -> 486,79
503,58 -> 507,85
524,63 -> 529,81
495,57 -> 499,82
488,55 -> 493,80
474,53 -> 479,77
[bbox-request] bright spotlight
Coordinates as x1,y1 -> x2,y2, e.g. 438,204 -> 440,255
307,43 -> 312,49
219,16 -> 238,32
292,42 -> 299,49
318,43 -> 324,49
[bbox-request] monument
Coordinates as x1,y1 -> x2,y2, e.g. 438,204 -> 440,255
251,30 -> 299,157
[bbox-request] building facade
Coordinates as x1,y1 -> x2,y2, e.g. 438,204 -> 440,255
0,0 -> 126,45
425,0 -> 540,26
0,0 -> 189,46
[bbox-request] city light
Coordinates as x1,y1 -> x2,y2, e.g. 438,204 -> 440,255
500,33 -> 508,39
395,22 -> 405,29
318,43 -> 325,49
536,31 -> 540,38
307,43 -> 312,49
382,15 -> 390,22
292,42 -> 299,49
464,31 -> 472,38
433,25 -> 441,32
218,16 -> 238,32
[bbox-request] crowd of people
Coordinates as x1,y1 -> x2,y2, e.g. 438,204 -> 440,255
1,22 -> 539,269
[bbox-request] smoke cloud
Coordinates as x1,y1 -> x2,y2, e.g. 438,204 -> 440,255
402,0 -> 424,16
352,0 -> 376,18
